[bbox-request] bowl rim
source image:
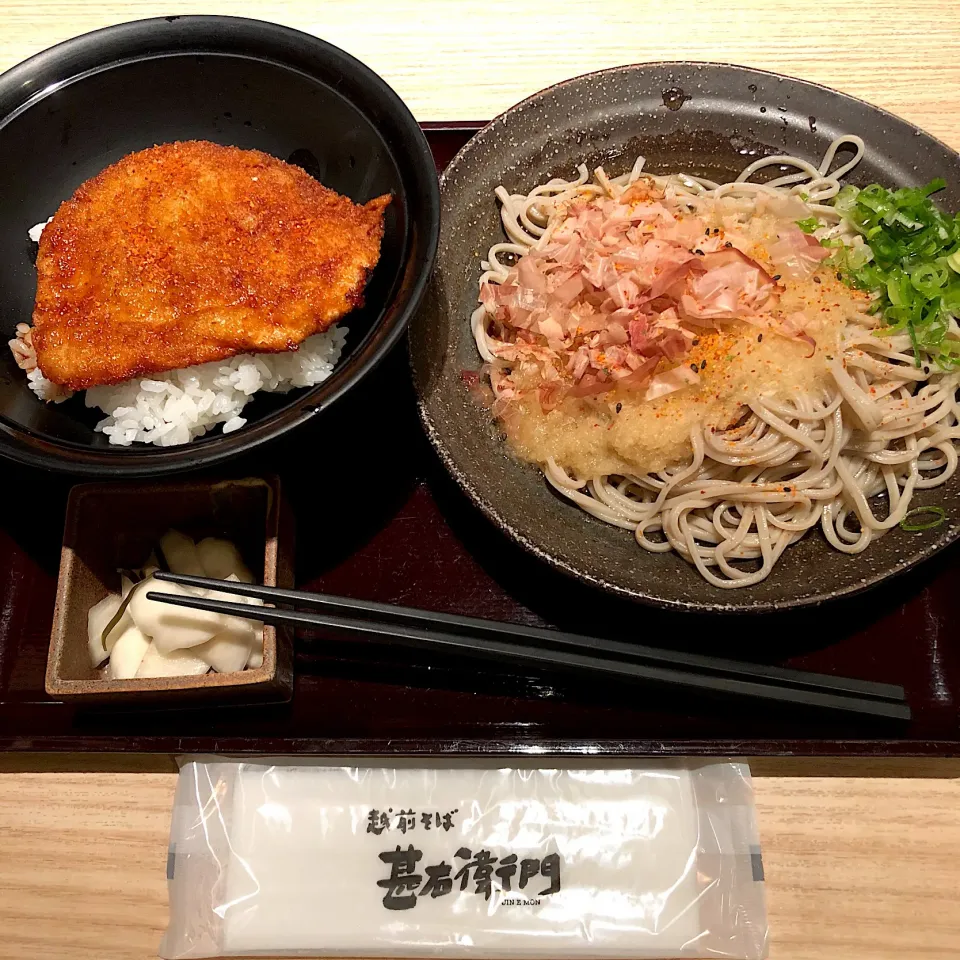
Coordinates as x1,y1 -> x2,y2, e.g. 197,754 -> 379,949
0,15 -> 440,476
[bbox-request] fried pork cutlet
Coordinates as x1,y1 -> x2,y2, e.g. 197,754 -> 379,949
31,141 -> 391,390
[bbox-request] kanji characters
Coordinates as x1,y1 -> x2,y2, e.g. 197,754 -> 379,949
495,853 -> 518,891
366,807 -> 459,833
375,843 -> 561,908
420,860 -> 453,898
454,848 -> 498,899
366,808 -> 392,836
377,845 -> 423,910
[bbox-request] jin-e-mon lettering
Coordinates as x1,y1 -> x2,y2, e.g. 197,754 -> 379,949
376,845 -> 561,910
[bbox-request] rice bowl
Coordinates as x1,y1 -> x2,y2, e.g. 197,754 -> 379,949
0,16 -> 440,475
13,137 -> 391,447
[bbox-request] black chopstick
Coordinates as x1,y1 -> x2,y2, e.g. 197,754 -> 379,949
153,572 -> 905,702
148,574 -> 910,719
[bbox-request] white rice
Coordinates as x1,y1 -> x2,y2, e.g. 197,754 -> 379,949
28,217 -> 53,243
23,327 -> 347,446
17,219 -> 347,447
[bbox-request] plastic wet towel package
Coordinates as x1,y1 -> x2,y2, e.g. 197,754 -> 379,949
160,760 -> 768,959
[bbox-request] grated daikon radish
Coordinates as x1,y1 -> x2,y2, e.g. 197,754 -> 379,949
159,530 -> 206,578
197,629 -> 255,673
108,623 -> 151,679
136,642 -> 211,679
197,537 -> 254,583
246,640 -> 264,670
87,593 -> 122,667
129,577 -> 254,653
87,530 -> 266,680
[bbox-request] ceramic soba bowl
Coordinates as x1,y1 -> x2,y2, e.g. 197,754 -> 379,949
411,62 -> 960,612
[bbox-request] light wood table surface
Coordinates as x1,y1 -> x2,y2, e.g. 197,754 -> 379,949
2,2 -> 960,958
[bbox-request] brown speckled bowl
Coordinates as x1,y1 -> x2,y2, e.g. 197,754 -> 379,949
45,476 -> 294,703
411,62 -> 960,612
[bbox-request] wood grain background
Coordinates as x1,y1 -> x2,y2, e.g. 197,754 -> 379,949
1,0 -> 960,147
0,760 -> 959,960
1,1 -> 960,957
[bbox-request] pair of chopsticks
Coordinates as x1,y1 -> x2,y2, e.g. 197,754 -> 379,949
148,572 -> 910,720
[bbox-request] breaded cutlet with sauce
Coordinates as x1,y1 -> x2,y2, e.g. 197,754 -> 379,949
31,140 -> 391,390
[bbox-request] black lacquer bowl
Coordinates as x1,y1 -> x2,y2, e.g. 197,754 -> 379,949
0,16 -> 439,475
411,62 -> 960,612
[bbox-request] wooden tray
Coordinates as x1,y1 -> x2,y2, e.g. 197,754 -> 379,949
1,122 -> 958,757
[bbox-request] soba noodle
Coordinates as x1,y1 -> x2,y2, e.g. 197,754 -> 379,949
471,136 -> 960,588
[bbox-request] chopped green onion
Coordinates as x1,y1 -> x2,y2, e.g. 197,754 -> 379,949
887,270 -> 907,305
831,178 -> 960,368
826,238 -> 873,275
906,314 -> 921,365
941,282 -> 960,312
796,217 -> 820,234
937,339 -> 960,369
833,184 -> 859,214
910,262 -> 949,298
900,505 -> 947,532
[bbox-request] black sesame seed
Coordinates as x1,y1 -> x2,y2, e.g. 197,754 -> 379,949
690,363 -> 699,372
700,359 -> 707,370
694,249 -> 704,255
615,402 -> 622,413
692,338 -> 700,346
771,274 -> 781,281
724,241 -> 733,248
837,271 -> 843,281
758,333 -> 763,342
813,276 -> 821,284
